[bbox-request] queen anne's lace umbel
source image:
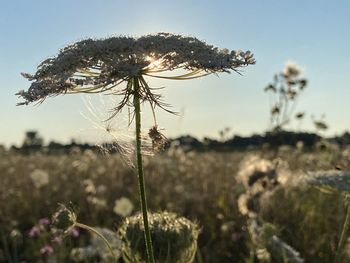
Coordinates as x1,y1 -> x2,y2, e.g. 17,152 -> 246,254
17,33 -> 255,105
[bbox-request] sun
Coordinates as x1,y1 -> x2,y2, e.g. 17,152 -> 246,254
144,55 -> 164,73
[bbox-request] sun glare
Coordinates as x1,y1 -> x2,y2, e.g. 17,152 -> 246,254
144,55 -> 164,72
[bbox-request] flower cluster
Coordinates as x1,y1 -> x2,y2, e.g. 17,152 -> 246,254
237,155 -> 304,262
118,211 -> 199,263
28,217 -> 79,257
17,32 -> 255,105
248,221 -> 304,263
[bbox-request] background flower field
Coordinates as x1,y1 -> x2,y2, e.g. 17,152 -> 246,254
1,144 -> 350,262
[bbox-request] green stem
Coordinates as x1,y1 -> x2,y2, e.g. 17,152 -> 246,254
1,235 -> 13,263
334,194 -> 350,263
133,76 -> 155,263
75,222 -> 117,260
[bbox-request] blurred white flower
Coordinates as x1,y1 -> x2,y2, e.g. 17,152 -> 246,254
236,155 -> 293,188
70,246 -> 96,262
96,184 -> 107,194
30,169 -> 49,188
236,155 -> 274,188
237,194 -> 250,216
283,61 -> 303,78
71,227 -> 121,261
91,227 -> 121,261
113,197 -> 134,217
83,179 -> 96,195
87,196 -> 107,209
256,248 -> 271,262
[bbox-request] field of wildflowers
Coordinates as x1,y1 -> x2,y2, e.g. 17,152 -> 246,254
1,0 -> 349,260
1,143 -> 350,262
5,30 -> 350,263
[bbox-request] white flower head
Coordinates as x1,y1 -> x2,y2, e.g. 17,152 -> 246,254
283,61 -> 303,78
17,32 -> 255,107
30,169 -> 49,188
236,155 -> 274,188
113,197 -> 134,217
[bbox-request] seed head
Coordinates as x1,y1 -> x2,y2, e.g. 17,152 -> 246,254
119,211 -> 200,263
51,204 -> 77,234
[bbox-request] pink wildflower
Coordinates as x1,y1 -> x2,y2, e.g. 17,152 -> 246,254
40,244 -> 54,255
39,218 -> 50,226
28,226 -> 40,238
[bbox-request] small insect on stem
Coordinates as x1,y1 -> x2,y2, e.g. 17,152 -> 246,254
148,125 -> 167,153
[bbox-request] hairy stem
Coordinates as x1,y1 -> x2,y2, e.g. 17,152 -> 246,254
133,76 -> 155,263
334,194 -> 350,263
75,222 -> 116,260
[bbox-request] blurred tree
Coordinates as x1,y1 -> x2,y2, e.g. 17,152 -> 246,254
22,130 -> 43,151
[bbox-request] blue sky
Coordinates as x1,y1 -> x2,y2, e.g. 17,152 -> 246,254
1,0 -> 350,146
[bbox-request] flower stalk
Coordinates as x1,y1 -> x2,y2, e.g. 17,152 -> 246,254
334,194 -> 350,263
75,222 -> 117,261
52,204 -> 117,261
133,76 -> 155,263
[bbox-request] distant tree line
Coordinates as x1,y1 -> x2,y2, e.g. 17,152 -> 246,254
168,131 -> 322,152
9,131 -> 99,154
4,130 -> 350,155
